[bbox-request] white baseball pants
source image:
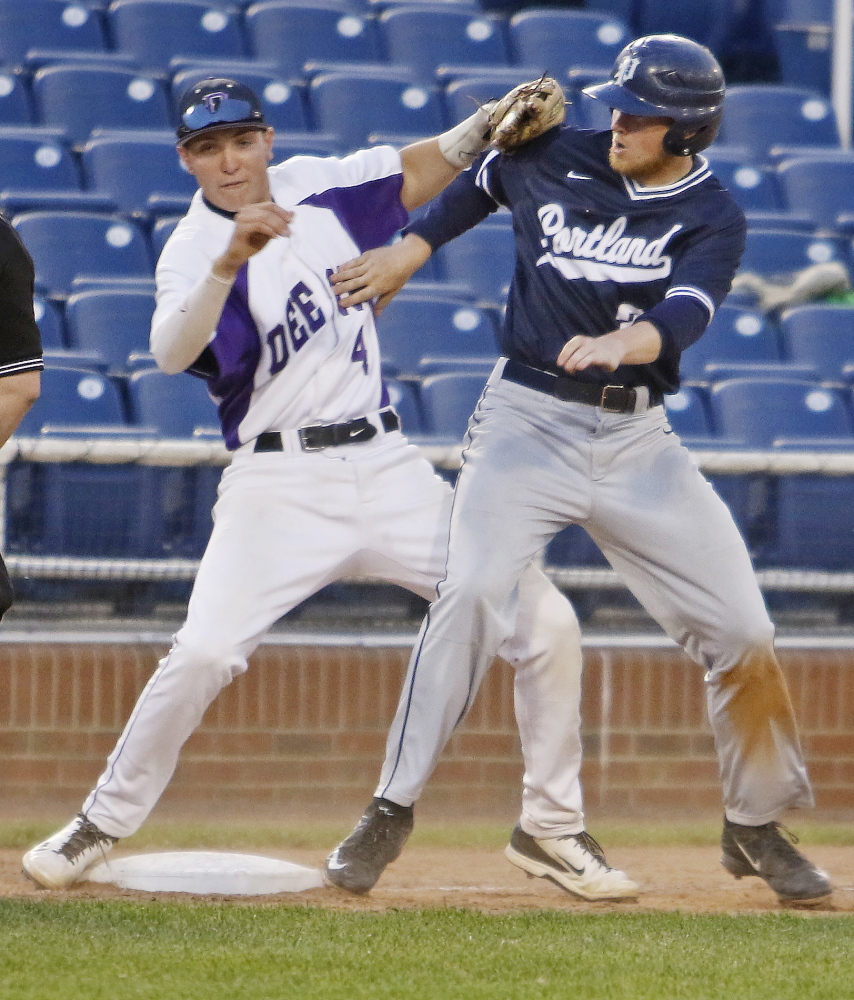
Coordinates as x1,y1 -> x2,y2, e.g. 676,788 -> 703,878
83,429 -> 585,839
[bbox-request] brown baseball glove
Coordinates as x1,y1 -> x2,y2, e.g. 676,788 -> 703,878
487,74 -> 567,153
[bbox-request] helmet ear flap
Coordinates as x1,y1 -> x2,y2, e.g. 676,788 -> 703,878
663,113 -> 722,156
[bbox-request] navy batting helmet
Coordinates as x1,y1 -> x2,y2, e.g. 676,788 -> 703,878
583,34 -> 725,156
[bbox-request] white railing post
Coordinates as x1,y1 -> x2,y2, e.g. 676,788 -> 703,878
832,0 -> 854,148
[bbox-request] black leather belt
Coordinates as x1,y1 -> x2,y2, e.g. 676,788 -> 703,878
254,408 -> 400,453
501,359 -> 660,413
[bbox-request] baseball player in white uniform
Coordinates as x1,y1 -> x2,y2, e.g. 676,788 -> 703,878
23,78 -> 637,902
325,37 -> 833,906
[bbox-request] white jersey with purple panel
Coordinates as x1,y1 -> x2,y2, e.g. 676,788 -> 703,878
152,145 -> 408,449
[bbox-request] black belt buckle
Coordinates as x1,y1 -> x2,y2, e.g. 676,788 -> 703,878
601,385 -> 635,413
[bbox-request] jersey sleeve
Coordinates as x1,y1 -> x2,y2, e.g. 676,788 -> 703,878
280,146 -> 409,253
639,198 -> 746,360
406,151 -> 503,250
0,221 -> 43,377
151,219 -> 222,372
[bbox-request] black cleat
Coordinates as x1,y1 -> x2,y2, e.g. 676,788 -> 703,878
324,797 -> 414,894
721,817 -> 832,906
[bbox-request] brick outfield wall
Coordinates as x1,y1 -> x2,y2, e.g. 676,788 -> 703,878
1,643 -> 853,814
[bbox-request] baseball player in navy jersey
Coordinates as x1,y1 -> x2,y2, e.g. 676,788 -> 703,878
325,36 -> 833,906
23,78 -> 638,902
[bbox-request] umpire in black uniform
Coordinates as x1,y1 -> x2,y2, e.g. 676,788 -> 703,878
0,215 -> 43,618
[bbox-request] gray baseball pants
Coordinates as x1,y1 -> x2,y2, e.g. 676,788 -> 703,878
377,360 -> 814,826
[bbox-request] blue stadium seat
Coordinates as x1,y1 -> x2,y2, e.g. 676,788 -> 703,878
434,217 -> 515,303
718,86 -> 839,161
81,133 -> 198,215
245,1 -> 381,78
566,69 -> 612,131
172,66 -> 309,132
32,294 -> 67,350
776,154 -> 854,230
739,229 -> 849,280
710,377 -> 854,446
374,293 -> 498,375
0,191 -> 117,217
310,72 -> 444,150
680,306 -> 782,380
16,365 -> 128,434
780,305 -> 854,381
768,0 -> 832,18
65,288 -> 156,371
380,6 -> 510,83
129,367 -> 220,436
759,471 -> 854,569
13,212 -> 153,296
663,385 -> 715,440
508,10 -> 629,76
383,376 -> 424,435
109,0 -> 247,70
773,24 -> 831,94
271,133 -> 344,159
635,0 -> 739,53
0,128 -> 80,191
419,370 -> 488,438
704,151 -> 782,212
0,0 -> 107,65
0,71 -> 33,126
151,215 -> 183,258
33,65 -> 172,145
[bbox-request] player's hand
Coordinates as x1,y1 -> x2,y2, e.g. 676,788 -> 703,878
557,333 -> 625,373
215,202 -> 293,278
331,234 -> 433,316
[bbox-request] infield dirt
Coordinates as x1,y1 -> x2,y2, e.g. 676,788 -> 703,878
2,844 -> 852,915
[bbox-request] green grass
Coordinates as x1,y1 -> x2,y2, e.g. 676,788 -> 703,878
4,818 -> 854,852
0,901 -> 851,1000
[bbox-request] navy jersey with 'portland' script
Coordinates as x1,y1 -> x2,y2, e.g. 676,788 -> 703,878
409,126 -> 746,395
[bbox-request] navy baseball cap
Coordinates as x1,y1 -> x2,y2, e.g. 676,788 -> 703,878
176,77 -> 267,146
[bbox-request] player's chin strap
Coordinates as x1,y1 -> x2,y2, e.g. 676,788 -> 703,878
438,106 -> 493,169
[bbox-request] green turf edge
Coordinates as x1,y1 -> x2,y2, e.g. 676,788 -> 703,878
2,818 -> 853,851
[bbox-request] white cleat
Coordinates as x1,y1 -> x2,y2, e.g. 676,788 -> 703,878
505,824 -> 639,901
22,813 -> 118,890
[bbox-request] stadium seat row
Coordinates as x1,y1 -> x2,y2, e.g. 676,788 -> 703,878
0,2 -> 631,82
29,274 -> 854,394
16,361 -> 854,448
8,365 -> 854,569
0,61 -> 620,148
12,206 -> 854,301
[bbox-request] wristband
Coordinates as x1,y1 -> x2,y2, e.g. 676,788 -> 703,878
438,106 -> 492,169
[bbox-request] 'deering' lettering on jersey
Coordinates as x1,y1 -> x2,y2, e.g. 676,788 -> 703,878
536,204 -> 682,283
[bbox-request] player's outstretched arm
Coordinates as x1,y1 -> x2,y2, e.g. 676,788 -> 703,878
152,203 -> 293,374
557,321 -> 662,374
330,233 -> 432,314
398,107 -> 491,210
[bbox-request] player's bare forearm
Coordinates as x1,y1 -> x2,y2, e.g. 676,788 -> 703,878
557,321 -> 662,373
331,234 -> 433,314
212,202 -> 293,281
399,140 -> 462,211
0,370 -> 40,447
399,106 -> 492,209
